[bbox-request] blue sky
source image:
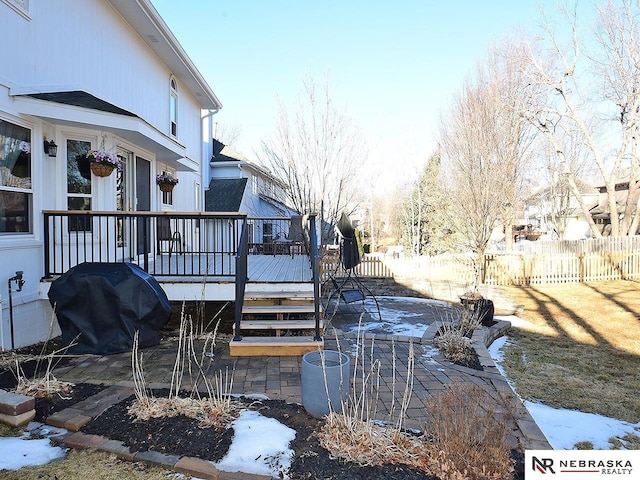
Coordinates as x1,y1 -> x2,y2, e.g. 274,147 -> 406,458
150,1 -> 545,187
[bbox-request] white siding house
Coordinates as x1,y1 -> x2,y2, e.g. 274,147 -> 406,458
205,139 -> 297,248
0,0 -> 221,349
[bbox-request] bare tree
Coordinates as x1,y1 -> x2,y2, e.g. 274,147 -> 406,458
515,0 -> 640,236
529,131 -> 594,239
440,43 -> 534,279
212,121 -> 242,148
260,73 -> 367,243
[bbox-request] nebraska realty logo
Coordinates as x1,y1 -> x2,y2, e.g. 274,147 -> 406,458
525,451 -> 637,478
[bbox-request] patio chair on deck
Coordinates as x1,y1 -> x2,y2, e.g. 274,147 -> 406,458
272,215 -> 309,257
156,217 -> 183,256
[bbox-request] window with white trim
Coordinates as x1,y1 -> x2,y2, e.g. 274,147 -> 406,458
160,167 -> 176,206
67,139 -> 92,231
170,76 -> 178,138
0,118 -> 32,233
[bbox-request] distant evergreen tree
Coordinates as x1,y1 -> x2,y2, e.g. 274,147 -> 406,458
401,149 -> 455,256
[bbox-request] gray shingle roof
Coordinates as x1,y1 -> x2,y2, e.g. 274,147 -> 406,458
25,91 -> 137,116
205,178 -> 247,212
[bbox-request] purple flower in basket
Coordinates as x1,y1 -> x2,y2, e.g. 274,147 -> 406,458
156,173 -> 179,185
86,150 -> 120,168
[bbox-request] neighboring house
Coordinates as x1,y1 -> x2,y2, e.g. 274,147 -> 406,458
520,180 -> 598,241
0,0 -> 221,349
589,175 -> 640,235
205,139 -> 297,249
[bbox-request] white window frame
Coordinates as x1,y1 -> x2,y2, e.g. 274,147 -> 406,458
159,166 -> 177,207
65,138 -> 94,234
0,115 -> 34,235
170,76 -> 178,138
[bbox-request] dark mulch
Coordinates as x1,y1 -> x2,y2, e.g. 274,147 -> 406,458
34,383 -> 104,423
0,337 -> 69,391
82,392 -> 234,462
450,346 -> 483,370
82,392 -> 438,480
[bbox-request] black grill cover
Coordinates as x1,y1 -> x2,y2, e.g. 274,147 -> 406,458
48,262 -> 171,355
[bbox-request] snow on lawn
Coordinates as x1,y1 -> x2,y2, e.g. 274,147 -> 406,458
489,333 -> 640,450
341,296 -> 454,338
0,435 -> 66,471
213,409 -> 296,479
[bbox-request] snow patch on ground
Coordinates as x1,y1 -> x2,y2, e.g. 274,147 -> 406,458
524,401 -> 640,450
341,296 -> 453,338
213,409 -> 296,478
0,435 -> 66,471
489,332 -> 640,450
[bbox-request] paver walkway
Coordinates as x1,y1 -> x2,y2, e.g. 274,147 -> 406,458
51,299 -> 551,454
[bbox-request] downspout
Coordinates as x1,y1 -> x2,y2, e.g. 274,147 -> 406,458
7,271 -> 25,350
201,109 -> 220,200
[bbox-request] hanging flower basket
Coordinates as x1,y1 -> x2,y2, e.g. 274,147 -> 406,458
156,173 -> 178,192
90,162 -> 115,177
85,150 -> 120,178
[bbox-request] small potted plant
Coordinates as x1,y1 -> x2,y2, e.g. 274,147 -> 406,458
156,172 -> 179,192
85,149 -> 120,177
459,289 -> 483,310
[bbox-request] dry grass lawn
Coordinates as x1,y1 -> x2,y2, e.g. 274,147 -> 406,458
500,280 -> 640,423
0,448 -> 182,479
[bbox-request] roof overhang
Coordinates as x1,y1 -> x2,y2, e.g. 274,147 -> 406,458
12,91 -> 196,171
106,0 -> 222,111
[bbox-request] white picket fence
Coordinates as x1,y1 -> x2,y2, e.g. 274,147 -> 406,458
323,236 -> 640,286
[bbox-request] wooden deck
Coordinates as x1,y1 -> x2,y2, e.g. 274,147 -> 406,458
152,253 -> 313,283
247,254 -> 313,283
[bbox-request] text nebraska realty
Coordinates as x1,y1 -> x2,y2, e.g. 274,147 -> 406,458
558,459 -> 632,475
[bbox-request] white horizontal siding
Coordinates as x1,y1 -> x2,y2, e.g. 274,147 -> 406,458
2,0 -> 204,157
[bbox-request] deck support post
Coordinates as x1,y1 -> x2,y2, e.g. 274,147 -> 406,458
234,216 -> 249,342
309,214 -> 322,342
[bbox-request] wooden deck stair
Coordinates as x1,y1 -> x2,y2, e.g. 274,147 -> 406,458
229,286 -> 324,356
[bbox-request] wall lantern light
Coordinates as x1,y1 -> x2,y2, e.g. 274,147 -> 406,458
43,138 -> 58,157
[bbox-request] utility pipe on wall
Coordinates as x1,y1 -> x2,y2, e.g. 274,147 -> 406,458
7,271 -> 25,350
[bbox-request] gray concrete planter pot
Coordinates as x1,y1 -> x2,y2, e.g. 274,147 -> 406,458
301,350 -> 350,418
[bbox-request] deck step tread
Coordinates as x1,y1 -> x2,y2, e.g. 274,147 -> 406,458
230,336 -> 322,346
229,336 -> 324,356
244,290 -> 314,299
242,305 -> 319,314
234,319 -> 324,330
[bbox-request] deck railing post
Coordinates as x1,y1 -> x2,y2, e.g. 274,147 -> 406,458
142,215 -> 149,272
309,214 -> 322,341
234,216 -> 248,341
43,212 -> 52,279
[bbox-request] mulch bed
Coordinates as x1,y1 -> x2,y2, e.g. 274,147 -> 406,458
34,383 -> 104,423
82,391 -> 438,480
